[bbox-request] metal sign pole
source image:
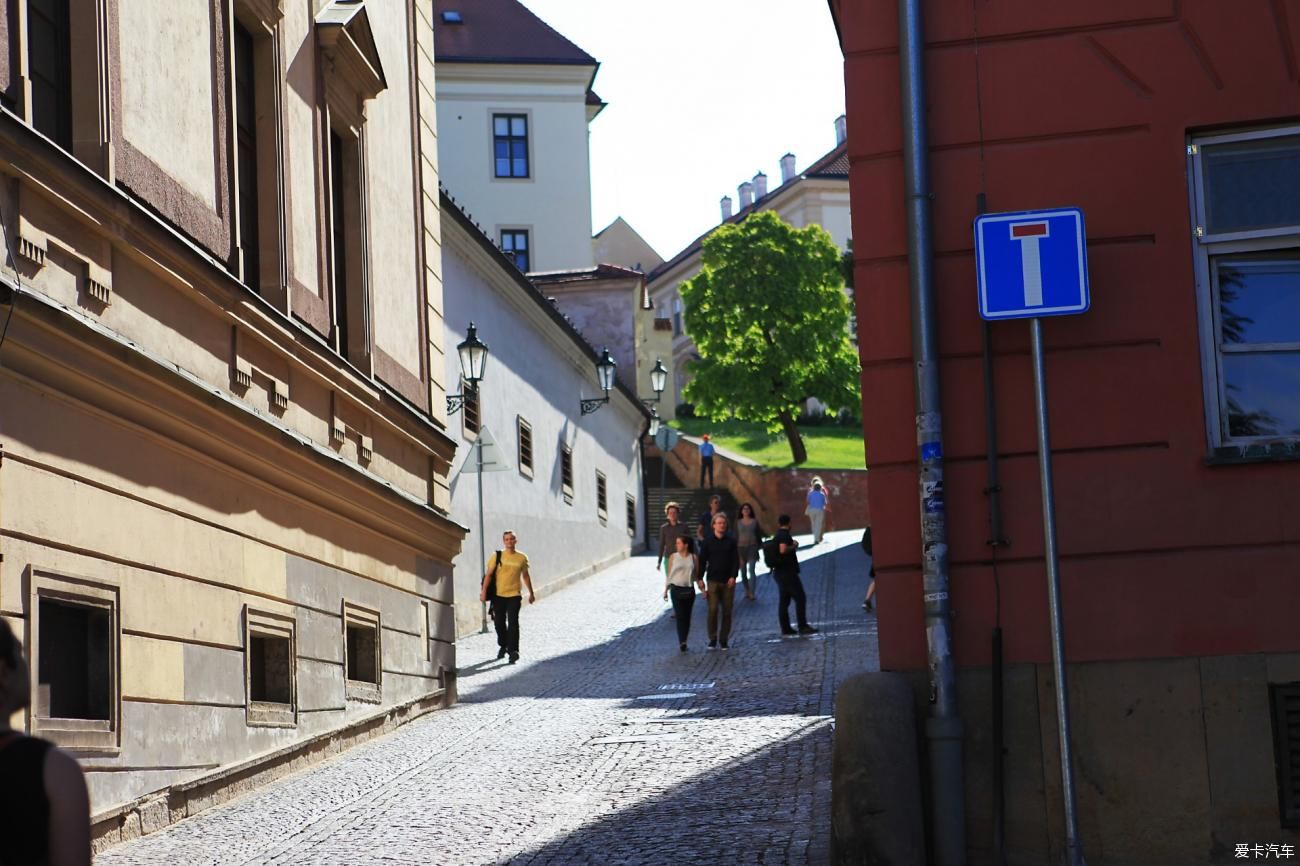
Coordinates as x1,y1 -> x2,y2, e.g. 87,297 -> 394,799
477,434 -> 488,634
1029,317 -> 1085,866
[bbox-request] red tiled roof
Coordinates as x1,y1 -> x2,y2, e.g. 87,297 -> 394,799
804,144 -> 849,178
432,0 -> 597,66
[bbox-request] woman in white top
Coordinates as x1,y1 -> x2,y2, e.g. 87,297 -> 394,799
662,534 -> 703,652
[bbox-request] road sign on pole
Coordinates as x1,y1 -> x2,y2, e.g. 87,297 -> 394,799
974,207 -> 1090,866
653,425 -> 679,453
457,425 -> 511,474
975,207 -> 1089,321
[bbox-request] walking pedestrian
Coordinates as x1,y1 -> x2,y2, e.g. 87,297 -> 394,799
0,618 -> 92,866
734,502 -> 763,601
657,501 -> 695,574
697,494 -> 724,542
697,512 -> 740,649
478,530 -> 535,664
698,434 -> 715,487
861,526 -> 877,612
805,478 -> 830,544
663,535 -> 704,652
772,514 -> 818,636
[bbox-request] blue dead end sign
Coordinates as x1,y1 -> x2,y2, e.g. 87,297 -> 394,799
974,207 -> 1089,321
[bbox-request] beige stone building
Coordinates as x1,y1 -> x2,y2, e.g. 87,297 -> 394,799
0,0 -> 464,846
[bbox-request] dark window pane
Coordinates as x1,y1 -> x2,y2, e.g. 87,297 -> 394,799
495,140 -> 508,160
249,634 -> 291,704
329,129 -> 349,354
1203,136 -> 1300,234
27,0 -> 72,149
38,598 -> 111,721
1223,352 -> 1300,438
1217,253 -> 1300,345
345,624 -> 377,683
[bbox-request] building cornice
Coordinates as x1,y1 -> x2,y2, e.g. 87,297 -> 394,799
0,108 -> 458,466
0,278 -> 468,558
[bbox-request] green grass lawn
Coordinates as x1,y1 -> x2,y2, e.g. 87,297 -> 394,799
671,418 -> 866,470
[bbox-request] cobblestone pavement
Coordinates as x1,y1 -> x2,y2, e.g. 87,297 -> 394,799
98,528 -> 879,866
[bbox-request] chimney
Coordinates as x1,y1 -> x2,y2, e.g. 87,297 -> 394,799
834,114 -> 847,145
780,153 -> 797,183
738,181 -> 754,209
721,195 -> 733,221
752,171 -> 768,200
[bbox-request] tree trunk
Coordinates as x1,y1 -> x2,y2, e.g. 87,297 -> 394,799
778,409 -> 808,465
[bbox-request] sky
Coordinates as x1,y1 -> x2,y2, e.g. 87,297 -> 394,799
516,0 -> 847,262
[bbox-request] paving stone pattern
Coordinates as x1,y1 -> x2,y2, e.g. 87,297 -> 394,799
98,529 -> 880,866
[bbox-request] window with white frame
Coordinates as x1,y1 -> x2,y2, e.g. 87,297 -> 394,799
1189,128 -> 1300,450
595,470 -> 607,521
672,296 -> 684,336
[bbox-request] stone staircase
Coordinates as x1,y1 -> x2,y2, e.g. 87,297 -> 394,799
644,454 -> 740,537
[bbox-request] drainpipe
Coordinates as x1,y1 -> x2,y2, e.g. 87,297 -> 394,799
898,1 -> 966,864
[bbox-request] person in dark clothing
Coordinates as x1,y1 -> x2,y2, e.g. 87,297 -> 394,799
773,514 -> 818,636
697,512 -> 740,649
698,434 -> 715,487
697,494 -> 724,542
861,526 -> 877,612
0,617 -> 91,866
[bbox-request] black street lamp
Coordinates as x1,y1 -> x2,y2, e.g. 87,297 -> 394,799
446,322 -> 488,414
645,358 -> 668,404
580,347 -> 618,415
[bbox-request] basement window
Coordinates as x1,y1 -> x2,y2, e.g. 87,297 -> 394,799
343,601 -> 381,703
29,571 -> 120,752
245,608 -> 296,727
1270,682 -> 1300,828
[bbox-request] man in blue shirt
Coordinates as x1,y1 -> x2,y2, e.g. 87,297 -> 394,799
698,434 -> 715,487
805,479 -> 829,544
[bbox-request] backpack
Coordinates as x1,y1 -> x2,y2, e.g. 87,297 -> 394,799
485,550 -> 502,601
762,537 -> 782,569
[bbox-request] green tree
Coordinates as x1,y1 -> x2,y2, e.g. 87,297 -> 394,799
680,211 -> 861,464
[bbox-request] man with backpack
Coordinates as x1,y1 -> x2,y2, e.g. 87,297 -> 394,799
478,530 -> 535,664
766,514 -> 818,636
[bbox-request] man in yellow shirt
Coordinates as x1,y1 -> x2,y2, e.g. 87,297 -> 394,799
479,530 -> 535,664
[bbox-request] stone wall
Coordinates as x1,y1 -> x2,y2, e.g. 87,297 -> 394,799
651,434 -> 869,533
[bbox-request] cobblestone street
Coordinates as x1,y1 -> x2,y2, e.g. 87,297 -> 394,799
98,528 -> 878,866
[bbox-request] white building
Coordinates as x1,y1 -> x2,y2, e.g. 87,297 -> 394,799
649,119 -> 853,405
432,0 -> 603,273
440,192 -> 650,638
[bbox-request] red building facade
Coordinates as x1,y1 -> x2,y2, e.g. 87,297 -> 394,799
833,2 -> 1300,863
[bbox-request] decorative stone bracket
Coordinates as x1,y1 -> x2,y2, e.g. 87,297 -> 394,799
231,327 -> 289,412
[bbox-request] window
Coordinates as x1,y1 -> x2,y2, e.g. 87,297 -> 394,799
244,607 -> 296,727
28,0 -> 72,149
23,0 -> 110,173
327,127 -> 366,360
517,416 -> 533,478
461,376 -> 480,438
596,471 -> 608,520
343,601 -> 381,703
1270,682 -> 1300,828
28,571 -> 120,751
560,445 -> 574,504
1190,128 -> 1300,451
501,229 -> 530,273
625,494 -> 636,536
316,3 -> 384,366
493,113 -> 529,178
234,20 -> 261,289
672,297 -> 683,336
